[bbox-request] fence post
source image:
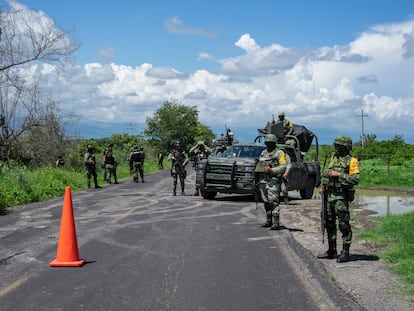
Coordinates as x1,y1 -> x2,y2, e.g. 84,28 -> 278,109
387,154 -> 391,176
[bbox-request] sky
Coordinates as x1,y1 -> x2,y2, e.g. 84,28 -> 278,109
5,0 -> 414,144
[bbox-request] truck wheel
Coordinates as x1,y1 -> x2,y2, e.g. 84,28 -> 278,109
201,190 -> 217,200
300,176 -> 315,199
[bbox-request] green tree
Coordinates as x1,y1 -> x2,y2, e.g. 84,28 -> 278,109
144,101 -> 213,150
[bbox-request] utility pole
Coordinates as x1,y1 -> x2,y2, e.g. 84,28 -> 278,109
356,110 -> 368,147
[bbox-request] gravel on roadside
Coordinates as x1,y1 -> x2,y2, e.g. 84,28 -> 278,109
273,195 -> 414,311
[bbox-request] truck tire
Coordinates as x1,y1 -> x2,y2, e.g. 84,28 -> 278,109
201,190 -> 217,200
300,176 -> 315,199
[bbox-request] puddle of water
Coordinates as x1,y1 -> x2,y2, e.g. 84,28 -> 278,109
354,189 -> 414,216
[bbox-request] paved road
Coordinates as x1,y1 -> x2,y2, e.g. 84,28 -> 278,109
0,170 -> 362,310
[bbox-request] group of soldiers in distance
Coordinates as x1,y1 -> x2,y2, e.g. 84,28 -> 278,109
75,111 -> 359,263
81,143 -> 145,189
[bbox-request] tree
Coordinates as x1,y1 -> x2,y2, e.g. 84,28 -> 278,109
0,2 -> 79,166
144,101 -> 213,150
0,2 -> 79,72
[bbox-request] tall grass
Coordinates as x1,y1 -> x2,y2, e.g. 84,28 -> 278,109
358,158 -> 414,189
0,158 -> 167,213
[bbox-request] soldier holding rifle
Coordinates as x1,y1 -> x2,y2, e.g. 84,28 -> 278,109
256,134 -> 287,230
318,135 -> 360,263
168,141 -> 189,196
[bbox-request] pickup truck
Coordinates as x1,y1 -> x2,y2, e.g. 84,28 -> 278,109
195,137 -> 320,200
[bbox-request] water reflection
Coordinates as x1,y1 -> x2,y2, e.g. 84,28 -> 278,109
353,189 -> 414,216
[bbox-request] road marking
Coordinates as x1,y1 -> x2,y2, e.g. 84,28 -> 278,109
111,207 -> 136,224
0,276 -> 29,298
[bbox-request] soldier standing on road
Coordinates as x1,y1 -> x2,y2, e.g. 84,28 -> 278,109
168,141 -> 189,196
104,150 -> 118,184
257,134 -> 287,230
129,146 -> 145,183
189,140 -> 212,196
318,135 -> 360,262
84,145 -> 101,189
158,149 -> 165,169
281,151 -> 291,204
101,143 -> 113,182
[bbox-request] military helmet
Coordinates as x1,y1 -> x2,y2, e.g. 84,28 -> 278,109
265,134 -> 277,143
334,135 -> 353,150
278,112 -> 285,117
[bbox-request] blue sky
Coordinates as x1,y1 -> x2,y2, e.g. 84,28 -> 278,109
6,0 -> 414,144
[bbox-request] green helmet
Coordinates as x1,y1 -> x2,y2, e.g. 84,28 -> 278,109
265,134 -> 277,143
334,135 -> 352,150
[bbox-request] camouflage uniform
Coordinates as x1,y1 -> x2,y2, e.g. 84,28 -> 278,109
257,134 -> 287,230
158,150 -> 165,170
168,141 -> 189,196
84,145 -> 101,189
129,146 -> 145,183
281,151 -> 291,204
189,141 -> 212,196
104,151 -> 118,184
278,112 -> 295,146
318,135 -> 360,262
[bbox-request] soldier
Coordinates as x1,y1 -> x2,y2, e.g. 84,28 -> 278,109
129,146 -> 145,183
257,134 -> 287,230
278,112 -> 295,146
84,145 -> 101,189
104,150 -> 118,184
168,141 -> 189,196
318,135 -> 360,263
281,151 -> 291,204
55,155 -> 65,168
158,149 -> 165,170
101,143 -> 113,182
189,141 -> 212,196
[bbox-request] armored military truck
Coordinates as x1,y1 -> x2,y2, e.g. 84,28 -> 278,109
195,121 -> 320,200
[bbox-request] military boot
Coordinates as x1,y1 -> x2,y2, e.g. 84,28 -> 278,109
261,211 -> 273,228
270,214 -> 280,230
317,240 -> 337,259
337,244 -> 350,263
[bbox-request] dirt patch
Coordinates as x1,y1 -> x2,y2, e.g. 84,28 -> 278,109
279,196 -> 414,311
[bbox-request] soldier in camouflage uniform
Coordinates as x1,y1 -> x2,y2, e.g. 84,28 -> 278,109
257,134 -> 287,230
104,150 -> 118,184
129,146 -> 145,183
84,145 -> 101,189
189,140 -> 212,196
168,141 -> 189,196
278,112 -> 295,146
318,135 -> 360,263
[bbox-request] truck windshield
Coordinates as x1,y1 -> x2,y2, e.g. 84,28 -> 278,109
222,145 -> 266,158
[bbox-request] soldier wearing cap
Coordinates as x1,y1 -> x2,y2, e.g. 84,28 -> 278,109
318,135 -> 360,263
256,134 -> 287,230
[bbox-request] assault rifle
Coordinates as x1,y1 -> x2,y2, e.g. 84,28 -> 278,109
173,160 -> 187,178
320,153 -> 329,244
321,184 -> 328,244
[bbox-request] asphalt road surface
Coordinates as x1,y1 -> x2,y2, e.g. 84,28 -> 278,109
0,169 -> 362,311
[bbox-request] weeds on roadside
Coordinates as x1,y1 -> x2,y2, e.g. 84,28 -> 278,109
357,212 -> 414,295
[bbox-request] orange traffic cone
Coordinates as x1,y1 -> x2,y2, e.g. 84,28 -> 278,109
50,187 -> 85,267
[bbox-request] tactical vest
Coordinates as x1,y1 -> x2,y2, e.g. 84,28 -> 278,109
105,153 -> 115,165
131,151 -> 143,162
